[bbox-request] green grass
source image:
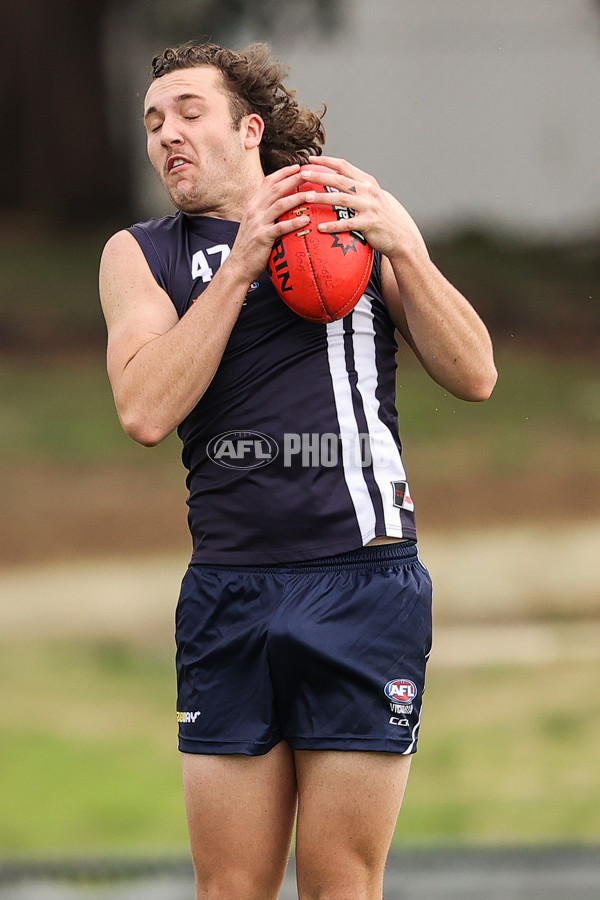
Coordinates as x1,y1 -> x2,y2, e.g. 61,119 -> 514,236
0,354 -> 180,466
396,348 -> 600,479
0,640 -> 598,854
0,642 -> 187,854
400,661 -> 600,846
1,730 -> 186,854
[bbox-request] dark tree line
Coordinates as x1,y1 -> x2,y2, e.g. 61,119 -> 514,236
0,0 -> 128,228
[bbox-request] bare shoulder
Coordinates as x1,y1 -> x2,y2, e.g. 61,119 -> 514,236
99,229 -> 179,379
100,230 -> 156,311
99,228 -> 143,276
99,229 -> 177,330
101,227 -> 139,258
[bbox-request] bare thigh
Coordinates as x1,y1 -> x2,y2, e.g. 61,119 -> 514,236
182,741 -> 297,900
294,750 -> 412,900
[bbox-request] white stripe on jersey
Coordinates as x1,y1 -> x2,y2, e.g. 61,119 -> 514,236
326,307 -> 377,541
351,298 -> 408,538
325,294 -> 408,542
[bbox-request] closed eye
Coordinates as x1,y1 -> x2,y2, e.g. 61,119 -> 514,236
144,116 -> 163,134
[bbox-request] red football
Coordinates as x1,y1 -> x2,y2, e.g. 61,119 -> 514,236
268,164 -> 374,323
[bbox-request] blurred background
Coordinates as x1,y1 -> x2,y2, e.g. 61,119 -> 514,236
1,0 -> 599,896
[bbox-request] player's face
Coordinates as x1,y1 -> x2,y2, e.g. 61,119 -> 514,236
143,66 -> 260,217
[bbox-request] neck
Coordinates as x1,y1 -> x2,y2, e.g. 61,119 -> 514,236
188,161 -> 265,222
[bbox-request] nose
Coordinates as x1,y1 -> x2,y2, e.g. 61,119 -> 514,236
159,112 -> 185,147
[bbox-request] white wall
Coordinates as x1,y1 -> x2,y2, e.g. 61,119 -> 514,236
131,0 -> 600,239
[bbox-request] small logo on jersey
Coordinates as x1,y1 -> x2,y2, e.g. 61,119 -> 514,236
389,716 -> 410,727
391,481 -> 414,512
207,431 -> 279,469
242,281 -> 260,307
177,710 -> 201,724
384,679 -> 417,705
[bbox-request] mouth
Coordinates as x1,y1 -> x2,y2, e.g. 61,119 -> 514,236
167,155 -> 191,174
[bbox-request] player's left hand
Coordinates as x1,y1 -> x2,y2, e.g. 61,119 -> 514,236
305,155 -> 428,263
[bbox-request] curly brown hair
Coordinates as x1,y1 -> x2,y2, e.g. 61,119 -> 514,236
150,41 -> 325,175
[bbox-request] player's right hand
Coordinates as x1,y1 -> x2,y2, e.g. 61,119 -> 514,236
227,165 -> 312,284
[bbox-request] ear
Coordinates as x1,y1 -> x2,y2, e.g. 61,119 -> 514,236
242,113 -> 264,150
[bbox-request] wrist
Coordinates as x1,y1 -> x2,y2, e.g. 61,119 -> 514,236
211,254 -> 259,301
387,234 -> 430,278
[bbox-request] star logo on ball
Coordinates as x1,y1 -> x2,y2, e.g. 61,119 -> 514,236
268,164 -> 374,322
331,233 -> 360,255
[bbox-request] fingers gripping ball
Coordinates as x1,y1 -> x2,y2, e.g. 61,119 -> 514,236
268,165 -> 374,323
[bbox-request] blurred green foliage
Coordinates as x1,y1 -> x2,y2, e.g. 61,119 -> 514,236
0,236 -> 106,353
1,348 -> 597,483
429,231 -> 600,355
0,231 -> 598,354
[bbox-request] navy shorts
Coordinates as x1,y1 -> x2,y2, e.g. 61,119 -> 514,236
175,541 -> 432,756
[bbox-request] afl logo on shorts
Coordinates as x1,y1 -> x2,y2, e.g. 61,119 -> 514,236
384,679 -> 418,704
207,431 -> 279,469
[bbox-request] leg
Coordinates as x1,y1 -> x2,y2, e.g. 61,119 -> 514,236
294,750 -> 412,900
182,740 -> 297,900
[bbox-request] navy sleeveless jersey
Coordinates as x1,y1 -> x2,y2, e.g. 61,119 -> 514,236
128,212 -> 417,564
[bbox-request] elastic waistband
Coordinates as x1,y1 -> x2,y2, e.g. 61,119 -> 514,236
190,541 -> 418,575
286,540 -> 418,572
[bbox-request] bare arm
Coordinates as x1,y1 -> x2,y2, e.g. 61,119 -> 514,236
100,231 -> 252,445
99,165 -> 311,446
379,249 -> 497,403
305,156 -> 498,402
